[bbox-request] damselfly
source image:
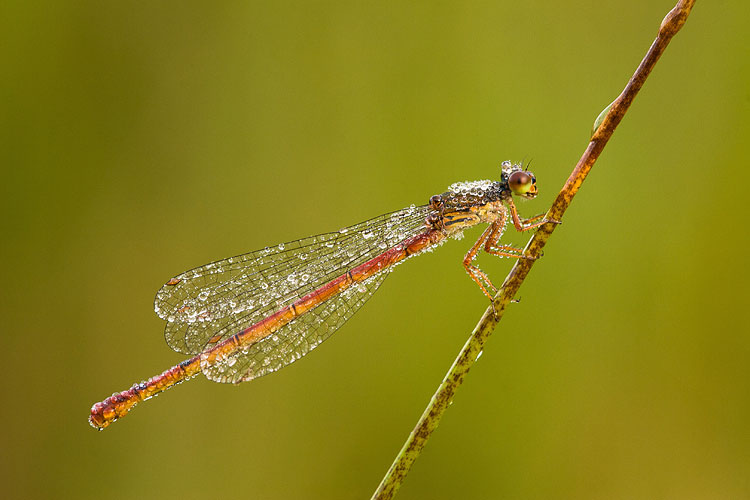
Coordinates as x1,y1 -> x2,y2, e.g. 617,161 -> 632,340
89,161 -> 551,430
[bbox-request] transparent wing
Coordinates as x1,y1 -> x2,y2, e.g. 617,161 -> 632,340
154,204 -> 433,360
200,271 -> 389,383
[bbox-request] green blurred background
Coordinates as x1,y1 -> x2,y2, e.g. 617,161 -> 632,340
2,1 -> 747,499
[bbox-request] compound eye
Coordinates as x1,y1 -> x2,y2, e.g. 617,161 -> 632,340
508,171 -> 533,195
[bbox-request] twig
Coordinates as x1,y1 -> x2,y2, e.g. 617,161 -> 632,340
371,1 -> 696,498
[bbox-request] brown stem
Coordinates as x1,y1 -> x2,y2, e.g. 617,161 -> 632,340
371,1 -> 696,498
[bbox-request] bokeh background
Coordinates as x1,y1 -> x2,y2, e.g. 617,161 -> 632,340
2,1 -> 747,499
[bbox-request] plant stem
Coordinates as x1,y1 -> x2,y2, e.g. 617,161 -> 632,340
371,1 -> 696,498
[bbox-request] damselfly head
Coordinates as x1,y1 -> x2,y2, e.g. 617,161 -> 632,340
501,161 -> 538,200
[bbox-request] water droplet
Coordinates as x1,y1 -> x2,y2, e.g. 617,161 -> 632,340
278,243 -> 285,251
198,291 -> 209,301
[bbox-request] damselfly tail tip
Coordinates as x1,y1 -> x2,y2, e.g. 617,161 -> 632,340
89,406 -> 105,430
89,401 -> 116,431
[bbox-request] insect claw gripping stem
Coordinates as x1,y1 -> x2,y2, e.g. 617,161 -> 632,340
490,301 -> 499,320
